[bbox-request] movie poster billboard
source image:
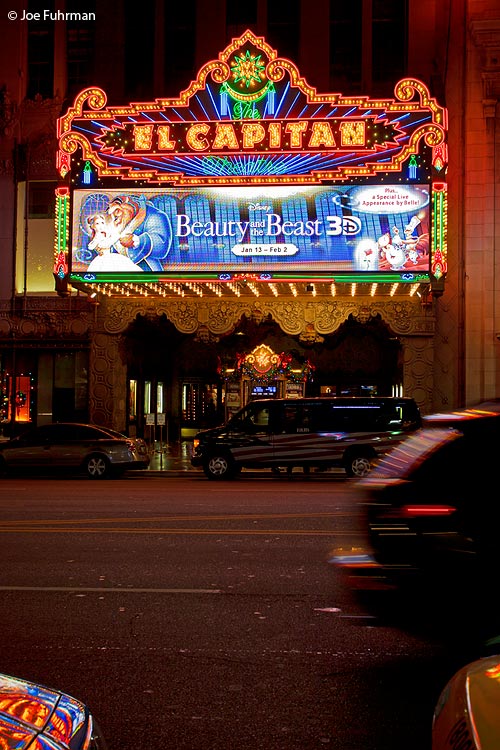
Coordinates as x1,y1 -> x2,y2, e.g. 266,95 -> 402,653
70,184 -> 431,279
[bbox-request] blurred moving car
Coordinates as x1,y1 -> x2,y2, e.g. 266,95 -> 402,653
0,672 -> 107,748
0,423 -> 150,479
432,654 -> 500,750
329,402 -> 500,636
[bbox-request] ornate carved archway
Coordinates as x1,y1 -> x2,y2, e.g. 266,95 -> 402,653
91,296 -> 435,430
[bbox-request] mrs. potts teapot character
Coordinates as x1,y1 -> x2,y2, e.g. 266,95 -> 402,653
378,231 -> 407,270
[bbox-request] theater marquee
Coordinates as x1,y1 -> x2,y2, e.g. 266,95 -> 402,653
55,30 -> 448,287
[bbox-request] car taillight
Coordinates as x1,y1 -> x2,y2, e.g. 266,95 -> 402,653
193,438 -> 200,450
382,505 -> 456,518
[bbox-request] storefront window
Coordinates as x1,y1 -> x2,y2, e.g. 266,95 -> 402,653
129,379 -> 137,422
53,352 -> 88,423
7,376 -> 31,423
182,381 -> 222,435
156,382 -> 164,413
144,381 -> 152,415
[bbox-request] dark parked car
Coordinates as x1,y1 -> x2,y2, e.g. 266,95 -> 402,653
0,672 -> 107,748
329,402 -> 500,638
0,423 -> 150,478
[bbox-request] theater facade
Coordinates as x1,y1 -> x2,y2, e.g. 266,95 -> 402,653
51,30 -> 447,440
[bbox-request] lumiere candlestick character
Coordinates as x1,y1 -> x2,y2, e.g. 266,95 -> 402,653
403,215 -> 430,262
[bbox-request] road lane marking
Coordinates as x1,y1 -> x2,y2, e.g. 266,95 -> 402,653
0,586 -> 221,593
0,527 -> 341,535
0,512 -> 347,525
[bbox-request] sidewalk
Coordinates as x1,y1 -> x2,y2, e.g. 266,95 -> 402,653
141,441 -> 197,474
136,441 -> 345,478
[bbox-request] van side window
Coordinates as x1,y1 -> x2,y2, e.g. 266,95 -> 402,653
230,405 -> 271,433
279,403 -> 314,433
312,404 -> 340,431
330,405 -> 381,432
251,406 -> 270,428
380,403 -> 421,431
401,403 -> 422,430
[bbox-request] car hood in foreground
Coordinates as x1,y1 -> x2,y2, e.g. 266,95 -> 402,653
0,672 -> 93,749
433,654 -> 500,749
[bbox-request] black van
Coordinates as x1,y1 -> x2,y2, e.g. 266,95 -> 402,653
191,396 -> 421,479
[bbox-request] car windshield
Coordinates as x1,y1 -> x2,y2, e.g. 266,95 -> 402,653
367,427 -> 462,479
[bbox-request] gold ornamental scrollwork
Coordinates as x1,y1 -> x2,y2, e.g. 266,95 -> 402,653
362,299 -> 426,335
99,294 -> 434,340
261,300 -> 304,335
299,324 -> 324,344
205,300 -> 250,334
194,326 -> 219,344
103,302 -> 135,334
164,300 -> 200,334
314,300 -> 359,334
101,298 -> 201,334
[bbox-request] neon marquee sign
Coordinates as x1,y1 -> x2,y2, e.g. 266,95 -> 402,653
57,30 -> 447,186
130,118 -> 371,154
55,30 -> 448,285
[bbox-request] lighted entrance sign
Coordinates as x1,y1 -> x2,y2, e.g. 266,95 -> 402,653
57,30 -> 447,186
70,184 -> 431,281
56,29 -> 448,287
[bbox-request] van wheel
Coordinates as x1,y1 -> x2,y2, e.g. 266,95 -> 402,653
203,453 -> 236,480
345,453 -> 373,478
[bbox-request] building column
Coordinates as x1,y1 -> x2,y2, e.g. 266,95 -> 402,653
89,329 -> 127,432
400,335 -> 435,415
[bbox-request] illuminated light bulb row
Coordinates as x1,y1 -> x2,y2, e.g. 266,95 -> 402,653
111,285 -> 130,296
176,174 -> 318,186
246,282 -> 260,297
165,282 -> 185,298
204,282 -> 223,297
85,279 -> 427,301
184,282 -> 204,297
144,282 -> 168,297
120,283 -> 147,297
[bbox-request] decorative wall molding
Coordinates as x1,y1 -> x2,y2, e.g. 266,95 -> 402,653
470,17 -> 500,117
0,304 -> 94,342
99,296 -> 435,338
